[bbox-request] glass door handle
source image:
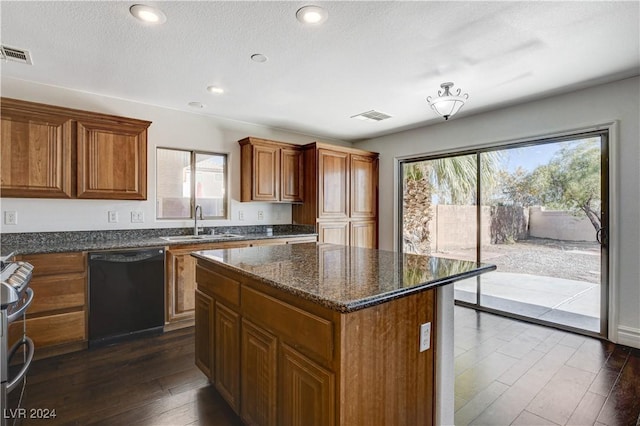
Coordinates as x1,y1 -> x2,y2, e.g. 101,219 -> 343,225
596,228 -> 607,246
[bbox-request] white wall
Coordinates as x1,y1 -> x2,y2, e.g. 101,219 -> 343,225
0,77 -> 350,233
357,76 -> 640,349
529,206 -> 597,242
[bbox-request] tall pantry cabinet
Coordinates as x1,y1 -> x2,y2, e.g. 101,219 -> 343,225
293,143 -> 378,248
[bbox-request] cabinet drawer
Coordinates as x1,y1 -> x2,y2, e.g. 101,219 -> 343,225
28,273 -> 86,314
242,287 -> 333,364
19,252 -> 86,276
9,310 -> 85,348
196,265 -> 240,308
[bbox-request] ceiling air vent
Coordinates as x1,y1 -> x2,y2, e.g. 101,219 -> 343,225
351,110 -> 392,122
1,45 -> 33,65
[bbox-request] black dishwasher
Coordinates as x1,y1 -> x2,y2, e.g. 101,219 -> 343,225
88,247 -> 165,347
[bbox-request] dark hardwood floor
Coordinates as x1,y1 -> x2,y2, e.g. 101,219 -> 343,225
8,328 -> 242,426
454,306 -> 640,426
8,309 -> 640,426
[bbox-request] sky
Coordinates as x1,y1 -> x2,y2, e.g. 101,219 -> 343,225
504,143 -> 563,173
502,137 -> 598,173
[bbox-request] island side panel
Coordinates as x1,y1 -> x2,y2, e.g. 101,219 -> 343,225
338,289 -> 436,426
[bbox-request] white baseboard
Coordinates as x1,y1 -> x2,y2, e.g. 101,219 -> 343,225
617,325 -> 640,349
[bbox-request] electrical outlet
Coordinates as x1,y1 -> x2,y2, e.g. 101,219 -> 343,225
131,211 -> 144,223
419,322 -> 431,352
238,210 -> 244,221
257,210 -> 264,220
108,211 -> 119,223
3,211 -> 17,225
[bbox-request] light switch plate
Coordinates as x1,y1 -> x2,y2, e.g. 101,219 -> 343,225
131,211 -> 144,223
4,211 -> 17,225
420,322 -> 431,352
108,211 -> 118,223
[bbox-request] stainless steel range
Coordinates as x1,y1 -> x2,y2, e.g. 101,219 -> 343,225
1,254 -> 35,426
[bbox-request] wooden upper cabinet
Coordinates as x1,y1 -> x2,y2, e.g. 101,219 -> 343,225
318,149 -> 349,219
239,137 -> 303,203
0,99 -> 74,198
0,97 -> 150,200
292,142 -> 379,248
350,154 -> 378,218
253,143 -> 279,201
76,117 -> 148,199
280,147 -> 304,202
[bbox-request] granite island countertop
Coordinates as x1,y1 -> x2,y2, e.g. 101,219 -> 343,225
0,225 -> 316,256
192,242 -> 496,313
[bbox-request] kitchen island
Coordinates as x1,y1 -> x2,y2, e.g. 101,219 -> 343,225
192,243 -> 495,426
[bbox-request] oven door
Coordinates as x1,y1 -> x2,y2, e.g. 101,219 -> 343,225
2,288 -> 35,426
8,288 -> 34,389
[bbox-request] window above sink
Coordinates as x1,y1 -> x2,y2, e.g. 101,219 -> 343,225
156,148 -> 228,221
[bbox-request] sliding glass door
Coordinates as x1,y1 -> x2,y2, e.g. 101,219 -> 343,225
400,131 -> 608,337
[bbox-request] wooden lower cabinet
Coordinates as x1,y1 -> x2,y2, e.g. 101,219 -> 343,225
350,220 -> 377,248
317,221 -> 349,245
167,241 -> 251,328
241,319 -> 277,426
195,289 -> 214,378
280,344 -> 335,426
10,311 -> 85,348
214,301 -> 241,411
167,237 -> 316,329
318,220 -> 376,248
10,252 -> 87,359
195,260 -> 435,426
166,247 -> 201,324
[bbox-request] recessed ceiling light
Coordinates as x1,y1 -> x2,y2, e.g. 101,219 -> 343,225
188,102 -> 205,109
250,53 -> 268,63
129,4 -> 167,24
296,5 -> 328,25
207,86 -> 224,94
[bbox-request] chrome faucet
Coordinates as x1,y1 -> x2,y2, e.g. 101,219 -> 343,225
194,204 -> 203,236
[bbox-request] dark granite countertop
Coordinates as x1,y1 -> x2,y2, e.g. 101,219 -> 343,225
192,243 -> 496,313
0,225 -> 316,256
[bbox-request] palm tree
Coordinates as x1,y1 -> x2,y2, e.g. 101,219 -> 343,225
403,162 -> 433,254
403,152 -> 502,254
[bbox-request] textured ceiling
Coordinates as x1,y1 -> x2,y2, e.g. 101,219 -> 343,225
1,1 -> 638,141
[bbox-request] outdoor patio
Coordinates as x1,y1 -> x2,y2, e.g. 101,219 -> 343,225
454,272 -> 600,332
438,237 -> 602,333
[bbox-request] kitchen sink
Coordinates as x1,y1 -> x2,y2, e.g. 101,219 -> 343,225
161,235 -> 207,241
160,234 -> 243,242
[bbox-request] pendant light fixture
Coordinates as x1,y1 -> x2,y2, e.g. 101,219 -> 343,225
426,82 -> 469,120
